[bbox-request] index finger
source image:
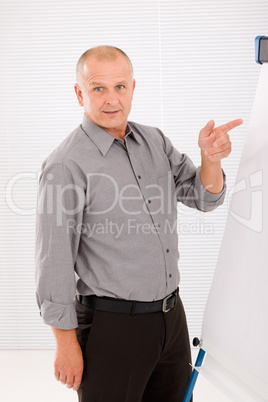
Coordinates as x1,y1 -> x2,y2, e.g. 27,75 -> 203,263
216,119 -> 243,134
66,374 -> 75,389
72,374 -> 82,391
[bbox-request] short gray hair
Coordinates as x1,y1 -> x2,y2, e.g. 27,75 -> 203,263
76,45 -> 133,85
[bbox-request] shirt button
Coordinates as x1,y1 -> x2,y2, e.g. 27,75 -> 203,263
148,199 -> 151,203
138,175 -> 141,179
166,249 -> 169,253
169,274 -> 172,278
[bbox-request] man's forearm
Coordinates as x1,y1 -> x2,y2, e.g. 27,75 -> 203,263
51,327 -> 78,346
51,326 -> 83,391
200,150 -> 224,194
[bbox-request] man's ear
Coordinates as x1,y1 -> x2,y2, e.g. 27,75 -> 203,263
74,84 -> 84,107
132,79 -> 136,97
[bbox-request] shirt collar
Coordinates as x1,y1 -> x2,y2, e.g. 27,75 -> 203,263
81,114 -> 141,156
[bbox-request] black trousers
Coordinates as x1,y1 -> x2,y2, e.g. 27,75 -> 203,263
75,294 -> 192,402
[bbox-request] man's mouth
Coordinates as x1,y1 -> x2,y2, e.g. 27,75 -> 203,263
103,110 -> 120,115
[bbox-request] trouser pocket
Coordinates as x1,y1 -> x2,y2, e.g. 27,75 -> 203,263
75,297 -> 96,356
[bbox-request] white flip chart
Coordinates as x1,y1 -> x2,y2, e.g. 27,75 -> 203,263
200,64 -> 268,401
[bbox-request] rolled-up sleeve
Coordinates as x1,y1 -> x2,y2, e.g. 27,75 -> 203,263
35,162 -> 85,329
160,131 -> 226,212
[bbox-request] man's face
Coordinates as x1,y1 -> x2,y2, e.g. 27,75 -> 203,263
75,55 -> 135,136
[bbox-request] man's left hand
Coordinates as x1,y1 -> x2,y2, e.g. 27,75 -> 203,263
198,119 -> 243,162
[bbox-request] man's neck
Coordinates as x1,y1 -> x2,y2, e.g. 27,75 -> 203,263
87,115 -> 127,140
104,126 -> 126,140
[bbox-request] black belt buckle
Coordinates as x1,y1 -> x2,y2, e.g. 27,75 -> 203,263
162,293 -> 174,313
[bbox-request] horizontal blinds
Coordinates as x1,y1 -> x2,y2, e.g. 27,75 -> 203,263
0,0 -> 267,348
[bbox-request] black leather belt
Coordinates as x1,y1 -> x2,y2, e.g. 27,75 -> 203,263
77,288 -> 179,315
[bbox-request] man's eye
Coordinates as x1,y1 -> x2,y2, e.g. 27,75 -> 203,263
94,87 -> 103,92
117,85 -> 124,90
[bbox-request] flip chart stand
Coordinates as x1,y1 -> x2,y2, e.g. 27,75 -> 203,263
255,36 -> 268,64
183,35 -> 268,402
183,344 -> 206,402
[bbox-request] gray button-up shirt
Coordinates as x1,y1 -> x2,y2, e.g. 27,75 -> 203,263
35,114 -> 226,329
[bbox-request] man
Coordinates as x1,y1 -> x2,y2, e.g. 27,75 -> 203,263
35,45 -> 242,401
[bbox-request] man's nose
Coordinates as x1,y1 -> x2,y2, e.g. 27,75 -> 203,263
106,90 -> 119,106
